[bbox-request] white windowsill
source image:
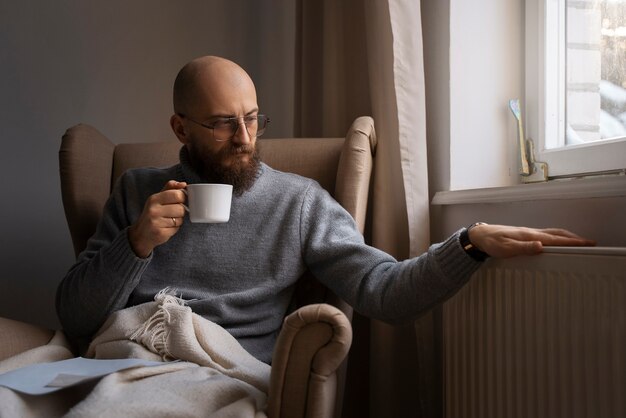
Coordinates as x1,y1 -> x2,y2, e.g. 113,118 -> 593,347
431,174 -> 626,205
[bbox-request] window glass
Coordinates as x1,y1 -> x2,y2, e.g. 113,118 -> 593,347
565,0 -> 626,146
531,0 -> 626,177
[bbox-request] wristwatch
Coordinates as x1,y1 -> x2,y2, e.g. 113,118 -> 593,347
459,222 -> 489,262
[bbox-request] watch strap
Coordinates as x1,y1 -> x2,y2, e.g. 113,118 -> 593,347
460,222 -> 489,262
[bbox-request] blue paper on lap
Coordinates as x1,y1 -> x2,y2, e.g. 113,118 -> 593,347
0,357 -> 165,395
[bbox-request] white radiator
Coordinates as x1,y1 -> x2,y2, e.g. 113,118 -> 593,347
443,248 -> 626,418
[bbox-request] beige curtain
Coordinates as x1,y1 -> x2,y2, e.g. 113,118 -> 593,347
295,1 -> 435,416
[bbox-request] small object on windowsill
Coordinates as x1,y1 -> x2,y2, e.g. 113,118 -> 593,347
509,99 -> 549,183
460,222 -> 490,262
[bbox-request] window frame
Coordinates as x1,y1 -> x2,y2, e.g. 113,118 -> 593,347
525,0 -> 626,178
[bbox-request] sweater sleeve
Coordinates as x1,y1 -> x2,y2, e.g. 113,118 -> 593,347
55,173 -> 152,340
299,182 -> 482,323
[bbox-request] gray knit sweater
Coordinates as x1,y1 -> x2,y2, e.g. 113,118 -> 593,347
56,148 -> 481,363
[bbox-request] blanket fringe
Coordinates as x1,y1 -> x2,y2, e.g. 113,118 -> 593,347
129,288 -> 187,360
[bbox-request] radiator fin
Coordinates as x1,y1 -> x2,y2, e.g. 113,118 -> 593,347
443,254 -> 625,418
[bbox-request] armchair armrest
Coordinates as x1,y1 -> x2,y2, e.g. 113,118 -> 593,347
267,304 -> 353,418
0,317 -> 55,362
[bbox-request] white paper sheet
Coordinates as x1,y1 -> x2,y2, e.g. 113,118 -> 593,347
0,357 -> 166,395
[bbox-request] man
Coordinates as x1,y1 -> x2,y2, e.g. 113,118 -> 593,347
56,56 -> 594,363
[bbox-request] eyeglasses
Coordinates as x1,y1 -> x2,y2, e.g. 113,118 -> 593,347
178,113 -> 270,142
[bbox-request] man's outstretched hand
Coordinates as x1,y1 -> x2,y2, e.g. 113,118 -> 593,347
468,224 -> 596,259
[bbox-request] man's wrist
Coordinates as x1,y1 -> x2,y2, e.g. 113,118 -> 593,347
460,222 -> 489,262
127,226 -> 152,259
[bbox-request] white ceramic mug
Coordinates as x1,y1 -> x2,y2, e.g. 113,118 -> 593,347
183,184 -> 233,223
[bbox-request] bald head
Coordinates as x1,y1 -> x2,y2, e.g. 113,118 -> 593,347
173,56 -> 257,116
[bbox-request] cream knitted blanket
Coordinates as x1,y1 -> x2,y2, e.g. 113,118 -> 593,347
0,290 -> 270,417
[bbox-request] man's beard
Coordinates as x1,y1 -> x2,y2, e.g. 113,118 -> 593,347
187,142 -> 261,196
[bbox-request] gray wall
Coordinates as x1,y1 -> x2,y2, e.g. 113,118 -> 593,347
0,1 -> 295,328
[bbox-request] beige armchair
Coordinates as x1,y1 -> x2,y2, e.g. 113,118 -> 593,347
0,116 -> 376,418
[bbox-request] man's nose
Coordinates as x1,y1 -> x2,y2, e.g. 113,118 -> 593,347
231,119 -> 251,145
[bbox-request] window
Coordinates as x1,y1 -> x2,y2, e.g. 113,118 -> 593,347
526,0 -> 626,178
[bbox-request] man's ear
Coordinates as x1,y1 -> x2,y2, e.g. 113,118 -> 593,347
170,114 -> 188,145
